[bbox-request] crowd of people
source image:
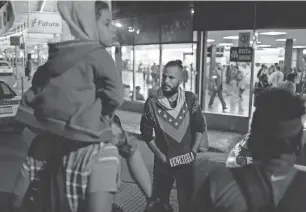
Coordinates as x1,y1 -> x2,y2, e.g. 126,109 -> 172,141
256,63 -> 305,94
6,1 -> 306,212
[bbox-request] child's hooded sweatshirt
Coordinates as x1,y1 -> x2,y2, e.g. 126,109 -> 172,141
15,2 -> 123,142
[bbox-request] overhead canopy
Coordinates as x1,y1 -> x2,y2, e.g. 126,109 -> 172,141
193,1 -> 306,31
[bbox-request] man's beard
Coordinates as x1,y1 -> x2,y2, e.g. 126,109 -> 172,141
162,84 -> 180,97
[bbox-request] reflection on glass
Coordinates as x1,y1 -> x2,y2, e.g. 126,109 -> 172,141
204,30 -> 253,117
121,46 -> 134,101
162,43 -> 197,93
134,45 -> 160,101
115,18 -> 134,45
134,15 -> 160,44
161,10 -> 193,43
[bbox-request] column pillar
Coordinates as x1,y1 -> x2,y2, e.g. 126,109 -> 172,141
284,39 -> 293,76
209,45 -> 217,91
197,31 -> 208,109
195,31 -> 201,96
296,49 -> 304,70
115,46 -> 122,80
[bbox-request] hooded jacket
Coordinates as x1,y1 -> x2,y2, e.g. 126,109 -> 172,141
15,40 -> 124,142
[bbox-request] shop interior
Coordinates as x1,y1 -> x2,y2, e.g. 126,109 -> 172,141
108,43 -> 197,101
203,29 -> 306,117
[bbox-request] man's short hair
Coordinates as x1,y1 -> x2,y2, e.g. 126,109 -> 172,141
249,88 -> 305,159
165,60 -> 183,70
252,88 -> 305,123
287,73 -> 297,82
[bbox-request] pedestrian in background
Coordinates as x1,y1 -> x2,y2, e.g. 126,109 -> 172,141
25,54 -> 32,81
270,65 -> 284,87
208,65 -> 227,111
278,72 -> 297,95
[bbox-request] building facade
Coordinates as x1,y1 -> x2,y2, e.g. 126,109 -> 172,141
111,1 -> 306,133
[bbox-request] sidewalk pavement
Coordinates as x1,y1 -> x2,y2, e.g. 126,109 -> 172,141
112,110 -> 242,212
115,146 -> 226,212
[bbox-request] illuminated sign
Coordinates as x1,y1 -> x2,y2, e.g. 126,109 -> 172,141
230,47 -> 253,62
28,12 -> 62,34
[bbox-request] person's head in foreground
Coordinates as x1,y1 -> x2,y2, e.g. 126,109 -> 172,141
188,88 -> 306,212
161,60 -> 184,97
58,0 -> 115,46
248,87 -> 305,175
286,72 -> 297,83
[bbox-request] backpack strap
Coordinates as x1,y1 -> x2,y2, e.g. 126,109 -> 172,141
230,166 -> 276,212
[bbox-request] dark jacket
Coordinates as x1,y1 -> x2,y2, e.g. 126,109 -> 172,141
140,91 -> 206,162
15,41 -> 124,142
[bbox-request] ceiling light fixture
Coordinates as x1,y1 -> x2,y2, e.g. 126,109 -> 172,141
293,46 -> 306,49
207,39 -> 215,43
128,27 -> 134,32
250,41 -> 262,44
276,38 -> 296,42
191,9 -> 194,14
257,44 -> 272,48
223,36 -> 239,40
303,49 -> 306,54
218,43 -> 234,46
260,32 -> 287,36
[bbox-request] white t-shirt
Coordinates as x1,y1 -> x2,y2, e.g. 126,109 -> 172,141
270,71 -> 284,87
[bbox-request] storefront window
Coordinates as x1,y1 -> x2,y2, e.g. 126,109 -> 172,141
121,46 -> 134,100
162,43 -> 197,93
134,45 -> 160,101
253,29 -> 306,94
204,30 -> 254,117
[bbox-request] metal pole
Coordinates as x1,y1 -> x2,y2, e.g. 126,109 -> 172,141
248,32 -> 255,118
15,45 -> 19,92
132,17 -> 136,101
159,44 -> 163,87
27,0 -> 30,27
21,76 -> 24,95
248,3 -> 257,129
198,31 -> 208,110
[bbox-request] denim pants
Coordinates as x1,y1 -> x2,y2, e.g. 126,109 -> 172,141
152,159 -> 195,212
